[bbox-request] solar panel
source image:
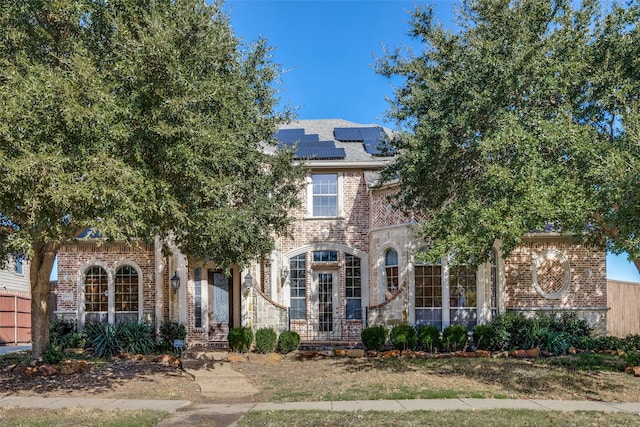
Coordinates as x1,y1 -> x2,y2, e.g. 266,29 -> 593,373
363,138 -> 395,156
359,127 -> 385,139
295,147 -> 346,160
274,128 -> 305,143
334,127 -> 363,141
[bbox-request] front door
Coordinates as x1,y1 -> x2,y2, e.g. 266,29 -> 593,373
208,270 -> 232,341
313,271 -> 338,339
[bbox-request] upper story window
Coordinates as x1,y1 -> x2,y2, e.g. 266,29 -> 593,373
384,248 -> 399,293
311,174 -> 338,217
14,255 -> 23,275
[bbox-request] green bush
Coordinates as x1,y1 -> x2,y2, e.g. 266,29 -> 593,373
390,324 -> 417,350
623,350 -> 640,367
277,330 -> 300,354
538,329 -> 572,355
361,326 -> 388,351
84,322 -> 123,358
159,320 -> 187,351
255,328 -> 278,353
228,327 -> 254,353
593,335 -> 624,351
43,344 -> 64,364
472,324 -> 495,351
416,325 -> 441,353
50,317 -> 84,350
119,321 -> 156,355
622,334 -> 640,352
573,335 -> 596,351
442,324 -> 468,352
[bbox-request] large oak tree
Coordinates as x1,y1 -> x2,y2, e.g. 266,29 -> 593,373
0,0 -> 303,359
377,0 -> 640,269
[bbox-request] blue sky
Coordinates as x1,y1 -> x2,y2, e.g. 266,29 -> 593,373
224,0 -> 640,283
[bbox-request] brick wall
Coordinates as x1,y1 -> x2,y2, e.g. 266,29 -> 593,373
56,242 -> 157,325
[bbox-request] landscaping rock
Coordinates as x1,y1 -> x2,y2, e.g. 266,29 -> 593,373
568,346 -> 577,354
227,353 -> 247,363
435,353 -> 452,359
300,350 -> 318,359
510,349 -> 528,358
334,349 -> 347,357
401,350 -> 416,358
526,347 -> 541,358
415,351 -> 430,359
493,351 -> 509,358
38,365 -> 58,376
366,350 -> 380,358
456,351 -> 476,358
266,353 -> 283,363
247,353 -> 266,364
541,350 -> 554,357
475,350 -> 491,358
317,350 -> 335,357
382,350 -> 400,358
346,349 -> 365,358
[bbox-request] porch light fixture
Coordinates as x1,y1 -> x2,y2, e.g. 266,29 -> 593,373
281,265 -> 289,280
171,272 -> 180,293
244,272 -> 254,289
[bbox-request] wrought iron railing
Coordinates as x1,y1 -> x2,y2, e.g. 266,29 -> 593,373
288,307 -> 367,342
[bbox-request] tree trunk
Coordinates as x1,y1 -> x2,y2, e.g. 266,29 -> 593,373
635,257 -> 640,276
29,242 -> 58,361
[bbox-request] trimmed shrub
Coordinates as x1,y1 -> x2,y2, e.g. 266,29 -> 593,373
622,334 -> 640,352
623,350 -> 640,367
255,328 -> 278,353
361,325 -> 387,351
43,344 -> 64,365
538,329 -> 572,355
277,330 -> 300,354
442,324 -> 468,352
390,324 -> 417,350
472,324 -> 495,351
416,325 -> 441,353
228,327 -> 254,353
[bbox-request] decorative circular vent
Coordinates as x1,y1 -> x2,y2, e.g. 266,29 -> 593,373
532,249 -> 571,299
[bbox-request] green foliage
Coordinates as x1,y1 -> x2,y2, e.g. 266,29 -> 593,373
84,323 -> 124,359
361,326 -> 388,351
49,317 -> 85,350
389,324 -> 417,351
622,335 -> 640,352
0,0 -> 304,360
472,324 -> 495,351
228,327 -> 254,353
416,325 -> 441,353
255,328 -> 278,354
277,331 -> 300,354
442,324 -> 468,352
119,321 -> 156,355
158,320 -> 187,351
42,345 -> 64,365
377,0 -> 640,269
623,350 -> 640,367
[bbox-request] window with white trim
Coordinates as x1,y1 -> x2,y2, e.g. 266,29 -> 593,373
345,254 -> 362,319
289,254 -> 306,320
311,174 -> 338,217
384,249 -> 399,293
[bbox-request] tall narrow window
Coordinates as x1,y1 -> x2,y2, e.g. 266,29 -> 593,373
13,255 -> 23,275
194,268 -> 202,328
84,266 -> 108,317
345,254 -> 362,319
450,263 -> 478,329
384,249 -> 399,293
290,255 -> 306,320
312,174 -> 338,217
490,249 -> 498,317
114,266 -> 139,321
414,254 -> 442,328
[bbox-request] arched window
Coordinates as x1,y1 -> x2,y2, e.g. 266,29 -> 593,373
384,249 -> 399,293
115,265 -> 139,322
84,266 -> 108,323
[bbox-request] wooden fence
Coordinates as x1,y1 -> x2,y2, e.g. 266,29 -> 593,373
607,280 -> 640,338
0,294 -> 31,345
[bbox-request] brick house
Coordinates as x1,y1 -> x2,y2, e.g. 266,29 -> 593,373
54,119 -> 608,345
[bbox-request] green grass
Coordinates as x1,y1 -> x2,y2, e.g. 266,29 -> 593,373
238,409 -> 640,427
0,408 -> 167,427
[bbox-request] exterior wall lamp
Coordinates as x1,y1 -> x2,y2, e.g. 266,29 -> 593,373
171,272 -> 180,293
244,272 -> 254,289
281,265 -> 289,280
